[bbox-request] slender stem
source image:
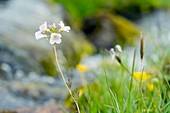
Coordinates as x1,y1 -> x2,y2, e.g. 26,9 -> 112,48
125,49 -> 136,112
120,63 -> 131,75
53,46 -> 80,113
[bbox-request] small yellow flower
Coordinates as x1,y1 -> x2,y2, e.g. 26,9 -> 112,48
76,64 -> 88,73
146,83 -> 154,91
133,72 -> 150,80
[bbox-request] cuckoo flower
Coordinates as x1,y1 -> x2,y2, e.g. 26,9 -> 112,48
50,33 -> 62,44
59,21 -> 71,32
35,21 -> 71,45
34,21 -> 84,112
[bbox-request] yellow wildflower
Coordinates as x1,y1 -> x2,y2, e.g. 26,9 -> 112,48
133,72 -> 150,80
146,83 -> 154,91
76,64 -> 88,73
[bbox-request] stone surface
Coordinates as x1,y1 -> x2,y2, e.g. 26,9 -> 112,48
0,0 -> 95,73
0,0 -> 94,110
16,104 -> 63,113
0,104 -> 63,113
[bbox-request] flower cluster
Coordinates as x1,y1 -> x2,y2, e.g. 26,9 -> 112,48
35,21 -> 71,45
110,45 -> 122,63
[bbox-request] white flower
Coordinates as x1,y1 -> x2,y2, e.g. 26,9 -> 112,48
35,21 -> 71,44
59,21 -> 71,32
50,33 -> 62,44
39,21 -> 47,33
35,31 -> 47,40
110,48 -> 116,59
110,45 -> 122,63
115,45 -> 122,53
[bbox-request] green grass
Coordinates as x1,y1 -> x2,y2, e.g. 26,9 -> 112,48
70,47 -> 170,113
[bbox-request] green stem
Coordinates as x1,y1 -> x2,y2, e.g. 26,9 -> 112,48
53,46 -> 80,113
125,49 -> 136,112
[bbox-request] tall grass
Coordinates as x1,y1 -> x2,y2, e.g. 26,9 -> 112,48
75,47 -> 170,113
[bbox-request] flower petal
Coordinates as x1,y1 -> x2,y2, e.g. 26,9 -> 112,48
59,21 -> 64,28
110,48 -> 115,59
55,38 -> 62,44
35,31 -> 45,40
63,26 -> 71,32
49,33 -> 62,44
39,21 -> 47,32
115,45 -> 122,53
133,72 -> 150,80
49,37 -> 62,44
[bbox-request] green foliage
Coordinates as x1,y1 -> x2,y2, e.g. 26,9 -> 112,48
51,0 -> 170,27
77,62 -> 169,112
51,0 -> 108,27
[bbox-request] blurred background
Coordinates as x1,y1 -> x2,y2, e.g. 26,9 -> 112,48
0,0 -> 170,112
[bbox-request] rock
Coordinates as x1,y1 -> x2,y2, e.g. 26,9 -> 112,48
16,104 -> 63,113
0,83 -> 35,109
82,16 -> 116,49
0,0 -> 95,75
82,12 -> 141,49
0,0 -> 58,74
0,0 -> 9,8
136,10 -> 170,48
0,44 -> 42,76
0,76 -> 68,109
136,10 -> 170,67
0,103 -> 63,113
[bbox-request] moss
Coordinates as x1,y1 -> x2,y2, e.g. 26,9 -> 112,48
107,13 -> 141,45
40,57 -> 57,77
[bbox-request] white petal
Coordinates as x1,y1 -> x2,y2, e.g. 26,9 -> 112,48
59,21 -> 64,28
115,45 -> 122,53
50,33 -> 62,38
110,48 -> 115,59
35,31 -> 45,40
39,21 -> 47,32
57,33 -> 62,38
50,33 -> 62,44
52,23 -> 56,27
63,26 -> 71,32
49,37 -> 55,44
55,38 -> 62,44
49,37 -> 62,44
50,33 -> 56,38
49,23 -> 56,29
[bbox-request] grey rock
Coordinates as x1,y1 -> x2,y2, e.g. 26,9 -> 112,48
136,10 -> 170,54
